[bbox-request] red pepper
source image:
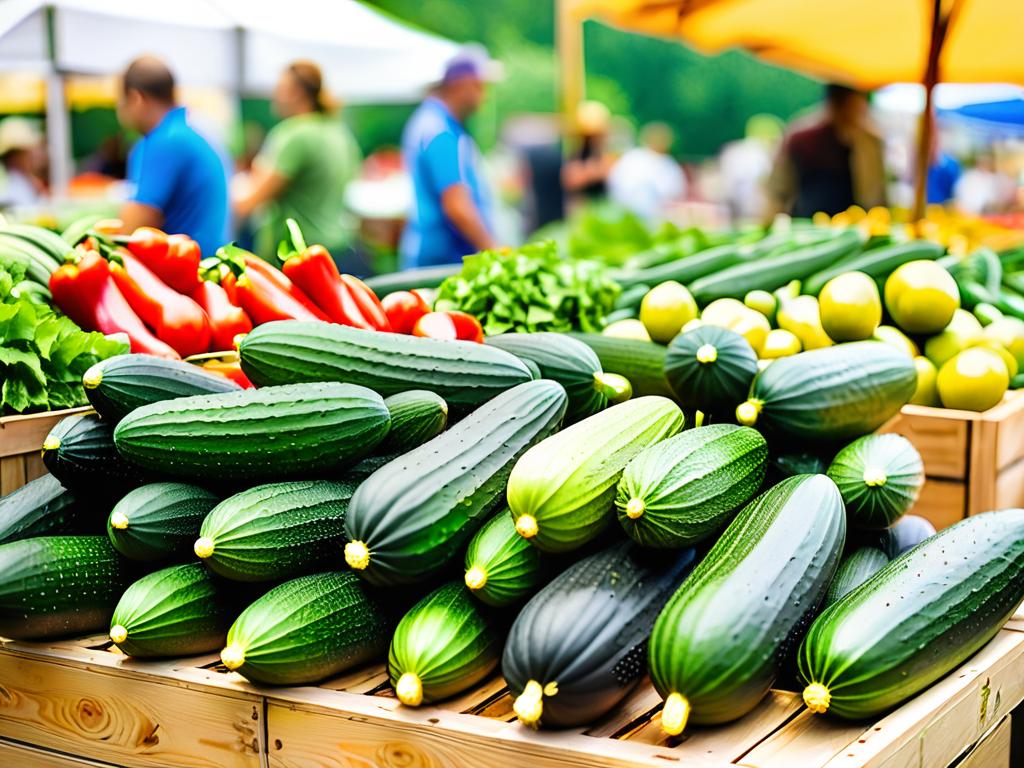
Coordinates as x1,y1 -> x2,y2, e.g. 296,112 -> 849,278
126,226 -> 169,263
242,253 -> 329,321
161,234 -> 203,293
49,252 -> 179,358
109,251 -> 212,357
382,290 -> 431,334
220,271 -> 240,305
281,246 -> 390,330
339,274 -> 391,331
412,311 -> 484,343
190,281 -> 253,351
235,268 -> 327,325
200,359 -> 253,388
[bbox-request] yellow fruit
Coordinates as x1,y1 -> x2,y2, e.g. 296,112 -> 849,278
744,290 -> 777,323
818,271 -> 881,342
873,325 -> 919,358
760,329 -> 802,359
701,298 -> 748,327
602,319 -> 650,341
946,308 -> 984,341
884,260 -> 960,335
681,318 -> 703,333
639,281 -> 698,344
924,330 -> 968,368
937,347 -> 1009,412
909,356 -> 940,407
777,296 -> 833,350
973,339 -> 1019,378
726,309 -> 771,355
983,317 -> 1024,369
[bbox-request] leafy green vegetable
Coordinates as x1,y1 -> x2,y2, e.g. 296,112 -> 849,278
435,241 -> 620,335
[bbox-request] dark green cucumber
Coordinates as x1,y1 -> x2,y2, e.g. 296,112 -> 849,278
664,325 -> 758,414
802,240 -> 945,296
613,282 -> 650,312
503,542 -> 697,728
0,474 -> 85,544
798,509 -> 1024,720
109,563 -> 241,657
114,382 -> 390,481
196,480 -> 357,582
649,474 -> 845,734
464,510 -> 543,607
83,354 -> 240,423
344,380 -> 567,586
827,434 -> 924,529
388,582 -> 500,706
221,571 -> 392,685
364,264 -> 461,295
239,321 -> 533,413
614,241 -> 753,291
823,547 -> 889,608
43,413 -> 147,497
486,332 -> 620,421
566,332 -> 673,397
381,391 -> 448,453
0,536 -> 132,640
616,425 -> 767,548
850,514 -> 936,559
738,342 -> 917,443
107,483 -> 219,562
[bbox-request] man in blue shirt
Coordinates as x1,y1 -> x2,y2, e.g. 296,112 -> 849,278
400,46 -> 498,269
118,56 -> 229,255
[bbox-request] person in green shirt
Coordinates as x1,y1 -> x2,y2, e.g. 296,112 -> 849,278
234,61 -> 363,268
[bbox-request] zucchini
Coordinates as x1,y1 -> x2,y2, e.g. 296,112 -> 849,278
737,342 -> 917,443
380,390 -> 448,453
221,571 -> 392,685
114,382 -> 390,482
388,582 -> 500,706
83,354 -> 240,423
196,480 -> 357,582
0,474 -> 85,544
464,510 -> 542,606
0,536 -> 131,640
43,413 -> 147,498
650,474 -> 845,734
507,396 -> 683,553
107,483 -> 219,562
364,264 -> 461,295
616,424 -> 768,548
614,241 -> 752,291
823,547 -> 889,608
802,241 -> 945,296
799,509 -> 1024,720
239,321 -> 533,413
109,563 -> 241,657
503,542 -> 698,728
344,380 -> 567,586
827,434 -> 924,529
664,325 -> 758,414
566,332 -> 673,397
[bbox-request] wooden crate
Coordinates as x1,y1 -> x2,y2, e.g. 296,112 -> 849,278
0,407 -> 90,496
880,391 -> 1024,530
2,611 -> 1023,768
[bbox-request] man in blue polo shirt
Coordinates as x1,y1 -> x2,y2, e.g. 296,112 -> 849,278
399,45 -> 499,269
118,56 -> 229,255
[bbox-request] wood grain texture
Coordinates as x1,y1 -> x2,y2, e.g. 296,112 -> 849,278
982,392 -> 1024,471
0,456 -> 26,496
0,407 -> 90,458
957,715 -> 1010,768
907,477 -> 966,531
994,458 -> 1024,512
0,737 -> 115,766
880,405 -> 969,479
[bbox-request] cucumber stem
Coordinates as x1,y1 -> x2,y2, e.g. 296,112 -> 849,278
661,692 -> 690,736
344,540 -> 371,570
464,565 -> 488,591
220,643 -> 245,670
625,498 -> 646,520
863,466 -> 888,487
735,399 -> 762,426
41,436 -> 60,453
803,682 -> 831,714
395,672 -> 424,707
594,371 -> 633,404
194,537 -> 215,559
513,680 -> 559,728
109,624 -> 128,644
110,510 -> 130,530
515,515 -> 539,539
696,344 -> 718,364
82,364 -> 103,389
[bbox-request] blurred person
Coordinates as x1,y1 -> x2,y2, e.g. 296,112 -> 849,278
767,84 -> 886,218
117,56 -> 229,254
719,114 -> 782,222
608,121 -> 685,222
233,62 -> 363,268
0,117 -> 47,207
400,45 -> 499,269
927,149 -> 961,205
562,100 -> 614,210
955,151 -> 1015,214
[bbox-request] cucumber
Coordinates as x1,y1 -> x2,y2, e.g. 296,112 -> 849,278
464,510 -> 543,607
823,547 -> 889,608
0,474 -> 85,544
827,434 -> 924,529
380,391 -> 448,453
221,571 -> 392,685
388,583 -> 500,706
616,424 -> 768,548
364,264 -> 461,295
107,483 -> 219,562
737,342 -> 917,444
486,332 -> 619,421
649,474 -> 845,734
109,563 -> 241,657
196,480 -> 357,582
664,325 -> 758,415
239,321 -> 533,413
614,241 -> 753,291
114,382 -> 390,482
566,333 -> 673,397
0,536 -> 131,640
802,241 -> 945,296
344,380 -> 567,586
83,354 -> 240,423
798,509 -> 1024,720
503,542 -> 698,728
508,396 -> 684,553
612,282 -> 650,312
43,413 -> 147,498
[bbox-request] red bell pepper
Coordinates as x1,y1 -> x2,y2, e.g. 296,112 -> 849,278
281,246 -> 390,330
49,251 -> 179,359
109,251 -> 212,357
126,226 -> 168,263
161,234 -> 203,293
412,311 -> 484,343
242,253 -> 329,321
200,359 -> 254,388
235,268 -> 327,325
382,290 -> 431,334
339,274 -> 390,331
190,281 -> 253,351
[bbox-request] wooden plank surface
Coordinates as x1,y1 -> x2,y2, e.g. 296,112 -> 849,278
907,477 -> 966,530
0,407 -> 90,458
879,406 -> 969,480
983,392 -> 1024,471
995,458 -> 1024,511
0,456 -> 26,497
957,715 -> 1010,768
0,737 -> 117,767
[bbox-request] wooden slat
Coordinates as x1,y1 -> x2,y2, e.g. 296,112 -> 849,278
23,452 -> 47,484
957,715 -> 1010,768
994,458 -> 1024,511
982,392 -> 1024,471
0,407 -> 90,459
318,662 -> 388,694
907,477 -> 966,531
0,456 -> 26,496
0,737 -> 115,767
880,405 -> 970,480
969,417 -> 1000,516
585,681 -> 663,739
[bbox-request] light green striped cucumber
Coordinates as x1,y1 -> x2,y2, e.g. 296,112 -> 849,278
827,434 -> 924,530
823,547 -> 889,608
508,396 -> 684,553
381,391 -> 448,453
464,511 -> 543,606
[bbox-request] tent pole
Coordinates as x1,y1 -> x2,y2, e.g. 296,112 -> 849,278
556,0 -> 585,131
44,5 -> 72,198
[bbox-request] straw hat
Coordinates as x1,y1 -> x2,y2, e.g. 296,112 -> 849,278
0,117 -> 42,156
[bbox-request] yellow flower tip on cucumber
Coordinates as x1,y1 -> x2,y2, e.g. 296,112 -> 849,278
232,333 -> 247,350
344,540 -> 371,570
863,466 -> 888,487
625,498 -> 646,520
220,643 -> 246,670
395,672 -> 424,707
110,511 -> 130,530
803,682 -> 831,714
514,680 -> 557,728
82,364 -> 103,389
594,371 -> 632,403
464,565 -> 488,591
661,692 -> 690,736
109,624 -> 128,644
193,537 -> 215,559
41,436 -> 60,453
736,400 -> 761,426
695,343 -> 718,364
515,515 -> 539,539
